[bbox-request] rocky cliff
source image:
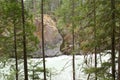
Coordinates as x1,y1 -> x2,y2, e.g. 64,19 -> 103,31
32,14 -> 63,57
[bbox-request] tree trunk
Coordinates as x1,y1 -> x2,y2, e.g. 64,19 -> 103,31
72,0 -> 75,80
13,19 -> 18,80
111,0 -> 116,80
117,23 -> 120,80
93,0 -> 97,80
41,0 -> 47,80
118,39 -> 120,80
21,0 -> 28,80
13,1 -> 18,80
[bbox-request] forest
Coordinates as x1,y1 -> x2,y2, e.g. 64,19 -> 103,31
0,0 -> 120,80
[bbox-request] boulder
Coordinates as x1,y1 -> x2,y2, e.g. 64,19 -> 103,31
32,14 -> 63,57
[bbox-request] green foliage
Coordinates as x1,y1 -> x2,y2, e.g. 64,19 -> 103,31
84,62 -> 112,80
54,0 -> 120,79
0,0 -> 120,79
27,60 -> 51,80
0,59 -> 53,80
0,0 -> 39,58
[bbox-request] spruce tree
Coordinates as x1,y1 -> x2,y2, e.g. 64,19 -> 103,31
111,0 -> 116,79
21,0 -> 28,80
41,0 -> 47,80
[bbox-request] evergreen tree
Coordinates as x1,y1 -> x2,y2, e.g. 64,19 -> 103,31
93,0 -> 97,80
21,0 -> 28,80
111,0 -> 116,79
13,1 -> 18,80
71,0 -> 75,80
41,0 -> 47,80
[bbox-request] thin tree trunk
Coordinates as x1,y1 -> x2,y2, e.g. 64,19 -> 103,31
87,74 -> 90,80
13,20 -> 18,80
21,0 -> 28,80
33,69 -> 35,80
93,0 -> 97,80
111,0 -> 116,80
117,23 -> 120,80
94,47 -> 97,80
72,0 -> 75,80
13,1 -> 18,80
41,0 -> 46,80
118,39 -> 120,80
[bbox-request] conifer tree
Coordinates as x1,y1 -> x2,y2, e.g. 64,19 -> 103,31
93,0 -> 97,80
13,1 -> 18,79
12,1 -> 19,80
111,0 -> 116,79
118,22 -> 120,80
71,0 -> 75,80
21,0 -> 28,80
117,38 -> 120,80
41,0 -> 46,80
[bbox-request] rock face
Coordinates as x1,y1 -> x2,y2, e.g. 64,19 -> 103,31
32,14 -> 63,57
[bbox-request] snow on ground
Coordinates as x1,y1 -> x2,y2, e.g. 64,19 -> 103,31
0,54 -> 111,80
